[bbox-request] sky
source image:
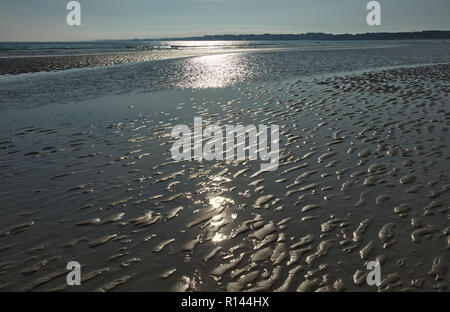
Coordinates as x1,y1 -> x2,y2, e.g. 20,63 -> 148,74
0,0 -> 449,41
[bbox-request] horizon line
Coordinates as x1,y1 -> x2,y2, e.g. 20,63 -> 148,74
1,29 -> 449,43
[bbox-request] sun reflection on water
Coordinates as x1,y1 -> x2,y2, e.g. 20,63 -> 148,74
212,232 -> 227,242
209,195 -> 232,209
206,195 -> 235,243
177,53 -> 253,89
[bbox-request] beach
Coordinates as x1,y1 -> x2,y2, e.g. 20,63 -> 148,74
0,40 -> 449,292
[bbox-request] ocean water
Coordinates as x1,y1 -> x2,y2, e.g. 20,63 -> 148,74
0,40 -> 449,292
0,40 -> 449,110
0,39 -> 408,55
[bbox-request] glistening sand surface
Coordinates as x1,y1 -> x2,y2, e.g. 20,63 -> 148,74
0,63 -> 449,292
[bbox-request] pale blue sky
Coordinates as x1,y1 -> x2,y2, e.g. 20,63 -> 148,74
0,0 -> 449,41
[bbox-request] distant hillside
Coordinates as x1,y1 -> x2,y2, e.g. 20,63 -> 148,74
160,31 -> 450,41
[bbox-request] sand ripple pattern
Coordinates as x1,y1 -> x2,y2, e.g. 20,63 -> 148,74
0,64 -> 449,291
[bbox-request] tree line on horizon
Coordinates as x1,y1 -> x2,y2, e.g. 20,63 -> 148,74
159,30 -> 450,41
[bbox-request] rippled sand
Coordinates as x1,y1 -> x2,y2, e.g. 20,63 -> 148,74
0,64 -> 449,292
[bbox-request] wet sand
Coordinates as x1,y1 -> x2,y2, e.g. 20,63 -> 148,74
0,46 -> 298,75
0,63 -> 449,292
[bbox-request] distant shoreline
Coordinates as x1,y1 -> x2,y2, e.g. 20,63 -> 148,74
1,30 -> 450,44
158,31 -> 450,41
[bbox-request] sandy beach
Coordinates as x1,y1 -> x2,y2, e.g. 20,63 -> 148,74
0,41 -> 449,292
